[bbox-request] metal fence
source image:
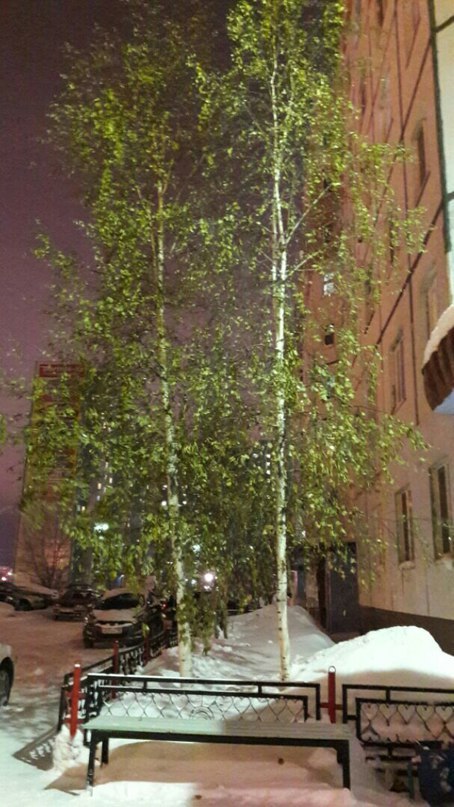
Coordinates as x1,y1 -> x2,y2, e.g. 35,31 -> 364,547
58,626 -> 177,732
83,673 -> 321,725
342,683 -> 454,759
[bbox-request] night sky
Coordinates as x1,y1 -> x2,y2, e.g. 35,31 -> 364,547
0,0 -> 125,563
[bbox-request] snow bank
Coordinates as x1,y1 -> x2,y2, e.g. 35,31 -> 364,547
423,303 -> 454,366
299,625 -> 454,692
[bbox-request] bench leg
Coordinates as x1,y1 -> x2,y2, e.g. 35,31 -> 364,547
101,737 -> 109,766
86,732 -> 98,791
336,742 -> 351,789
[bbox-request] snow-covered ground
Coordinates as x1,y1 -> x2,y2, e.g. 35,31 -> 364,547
1,601 -> 452,805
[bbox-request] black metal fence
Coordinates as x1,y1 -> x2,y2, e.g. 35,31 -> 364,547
342,683 -> 454,759
83,673 -> 322,725
57,626 -> 177,732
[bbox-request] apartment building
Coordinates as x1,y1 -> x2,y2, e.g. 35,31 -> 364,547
14,363 -> 78,589
342,0 -> 454,651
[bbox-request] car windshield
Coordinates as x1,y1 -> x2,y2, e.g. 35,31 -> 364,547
60,590 -> 92,605
97,593 -> 139,610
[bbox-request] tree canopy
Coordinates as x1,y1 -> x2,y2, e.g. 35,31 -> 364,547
8,0 -> 424,679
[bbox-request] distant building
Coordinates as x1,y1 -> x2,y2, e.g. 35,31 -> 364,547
14,363 -> 80,589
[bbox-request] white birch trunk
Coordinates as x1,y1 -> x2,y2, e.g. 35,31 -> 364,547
271,68 -> 291,682
156,185 -> 193,677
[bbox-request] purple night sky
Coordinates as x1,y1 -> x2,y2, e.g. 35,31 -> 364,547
0,1 -> 124,563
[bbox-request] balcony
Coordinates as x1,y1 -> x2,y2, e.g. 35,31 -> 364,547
422,305 -> 454,413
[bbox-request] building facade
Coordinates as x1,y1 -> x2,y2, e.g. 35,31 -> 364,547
343,0 -> 454,651
14,363 -> 79,589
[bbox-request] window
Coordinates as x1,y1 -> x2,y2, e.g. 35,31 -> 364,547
414,124 -> 428,193
423,274 -> 439,339
323,273 -> 335,296
370,505 -> 385,571
387,217 -> 397,269
359,77 -> 367,116
324,324 -> 335,346
429,461 -> 452,558
390,333 -> 406,410
376,0 -> 386,26
395,487 -> 415,562
364,265 -> 374,325
379,74 -> 392,140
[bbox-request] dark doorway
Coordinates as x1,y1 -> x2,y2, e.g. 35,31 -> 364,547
326,543 -> 360,634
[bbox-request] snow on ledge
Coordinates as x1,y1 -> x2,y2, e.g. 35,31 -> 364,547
423,303 -> 454,367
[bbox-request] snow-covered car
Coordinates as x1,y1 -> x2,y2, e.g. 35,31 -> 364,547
82,588 -> 164,648
53,585 -> 100,620
0,582 -> 48,611
0,640 -> 15,705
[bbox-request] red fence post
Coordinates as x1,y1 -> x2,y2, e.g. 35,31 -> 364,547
328,666 -> 336,723
112,640 -> 119,700
69,663 -> 81,739
113,640 -> 119,673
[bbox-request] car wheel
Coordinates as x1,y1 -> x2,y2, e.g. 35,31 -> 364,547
16,600 -> 32,612
0,665 -> 12,706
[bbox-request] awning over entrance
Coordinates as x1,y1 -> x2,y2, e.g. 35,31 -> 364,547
422,304 -> 454,412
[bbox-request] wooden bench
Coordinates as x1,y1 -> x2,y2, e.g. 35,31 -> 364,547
84,714 -> 352,791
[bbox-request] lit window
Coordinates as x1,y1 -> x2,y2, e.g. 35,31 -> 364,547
390,332 -> 406,410
429,461 -> 452,558
395,487 -> 414,562
323,274 -> 335,296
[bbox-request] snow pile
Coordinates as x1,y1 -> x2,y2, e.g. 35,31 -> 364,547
144,605 -> 334,683
3,603 -> 454,805
300,625 -> 454,692
53,725 -> 84,772
423,302 -> 454,366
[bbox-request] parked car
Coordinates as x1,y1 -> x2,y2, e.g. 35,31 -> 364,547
83,588 -> 164,648
0,582 -> 48,611
0,582 -> 16,609
53,585 -> 100,620
0,641 -> 15,705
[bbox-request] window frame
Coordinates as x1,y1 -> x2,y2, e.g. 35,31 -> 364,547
390,331 -> 406,411
423,272 -> 439,340
395,486 -> 415,563
413,123 -> 428,199
429,460 -> 453,559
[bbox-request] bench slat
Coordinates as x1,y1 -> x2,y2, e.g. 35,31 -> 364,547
85,715 -> 351,740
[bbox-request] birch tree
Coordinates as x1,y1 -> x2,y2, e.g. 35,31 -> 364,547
29,1 -> 220,675
24,0 -> 276,672
198,0 -> 423,680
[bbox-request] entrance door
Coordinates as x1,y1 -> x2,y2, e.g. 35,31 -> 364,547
325,543 -> 361,635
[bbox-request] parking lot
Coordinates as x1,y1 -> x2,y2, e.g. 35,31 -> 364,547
0,605 -> 111,695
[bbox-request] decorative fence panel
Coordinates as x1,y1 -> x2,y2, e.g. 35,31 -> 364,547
58,626 -> 177,732
342,683 -> 454,762
83,674 -> 321,726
